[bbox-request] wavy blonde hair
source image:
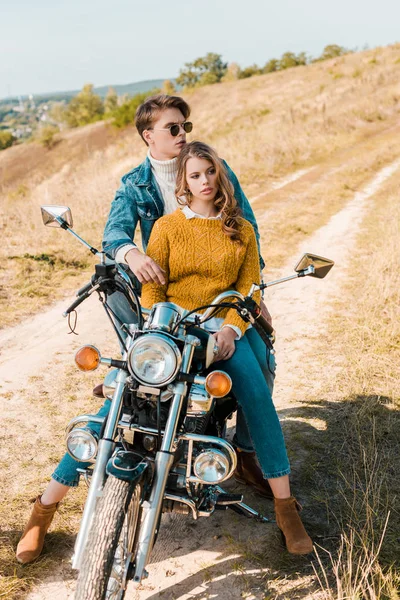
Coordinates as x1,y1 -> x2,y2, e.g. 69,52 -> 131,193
176,141 -> 243,242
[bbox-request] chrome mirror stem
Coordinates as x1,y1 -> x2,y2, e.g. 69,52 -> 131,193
249,265 -> 317,297
259,273 -> 300,291
54,216 -> 102,257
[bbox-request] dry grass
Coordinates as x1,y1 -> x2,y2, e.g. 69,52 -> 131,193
0,121 -> 129,192
298,171 -> 400,598
254,125 -> 400,271
0,142 -> 144,328
190,43 -> 400,188
313,518 -> 399,600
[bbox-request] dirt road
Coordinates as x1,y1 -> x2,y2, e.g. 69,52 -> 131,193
1,155 -> 399,600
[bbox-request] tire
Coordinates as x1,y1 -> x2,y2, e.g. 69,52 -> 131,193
75,476 -> 142,600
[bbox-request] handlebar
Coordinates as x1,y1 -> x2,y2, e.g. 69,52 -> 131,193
62,262 -> 142,328
76,277 -> 95,297
254,312 -> 274,337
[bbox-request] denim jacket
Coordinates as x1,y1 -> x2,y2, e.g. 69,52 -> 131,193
103,156 -> 265,270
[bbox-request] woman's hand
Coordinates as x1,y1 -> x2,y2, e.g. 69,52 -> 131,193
212,327 -> 237,361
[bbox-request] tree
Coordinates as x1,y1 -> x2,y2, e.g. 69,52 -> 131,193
112,91 -> 155,129
296,52 -> 308,66
65,84 -> 104,128
176,64 -> 198,89
198,71 -> 220,86
238,64 -> 262,79
37,124 -> 59,149
162,80 -> 176,95
48,102 -> 67,125
221,62 -> 241,82
0,131 -> 15,150
263,58 -> 279,73
316,44 -> 349,61
279,52 -> 307,70
104,87 -> 118,114
176,53 -> 228,89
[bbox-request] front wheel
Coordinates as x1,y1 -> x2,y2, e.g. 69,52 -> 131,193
75,476 -> 142,600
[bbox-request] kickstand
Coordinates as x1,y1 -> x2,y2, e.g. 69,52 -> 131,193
214,485 -> 271,522
228,502 -> 271,522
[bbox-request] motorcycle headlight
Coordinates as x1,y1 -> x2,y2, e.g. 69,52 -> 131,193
66,428 -> 98,462
193,449 -> 231,484
127,334 -> 181,387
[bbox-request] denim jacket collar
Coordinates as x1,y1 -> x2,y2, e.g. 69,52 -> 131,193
132,156 -> 153,186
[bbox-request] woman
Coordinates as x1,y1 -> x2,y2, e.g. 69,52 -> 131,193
141,141 -> 313,554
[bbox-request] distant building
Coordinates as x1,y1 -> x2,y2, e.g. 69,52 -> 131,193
13,96 -> 25,113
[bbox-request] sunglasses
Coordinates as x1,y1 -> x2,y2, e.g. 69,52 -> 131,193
153,121 -> 193,137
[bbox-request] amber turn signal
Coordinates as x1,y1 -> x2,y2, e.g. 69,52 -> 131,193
75,345 -> 101,371
205,371 -> 232,398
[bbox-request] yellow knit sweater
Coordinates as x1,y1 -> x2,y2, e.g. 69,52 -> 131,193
141,209 -> 261,334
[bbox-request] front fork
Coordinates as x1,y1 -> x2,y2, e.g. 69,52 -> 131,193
72,367 -> 129,570
72,336 -> 198,576
132,336 -> 198,582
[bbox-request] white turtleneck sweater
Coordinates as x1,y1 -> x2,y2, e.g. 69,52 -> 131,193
148,151 -> 179,215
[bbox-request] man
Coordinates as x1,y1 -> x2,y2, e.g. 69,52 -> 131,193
103,94 -> 275,498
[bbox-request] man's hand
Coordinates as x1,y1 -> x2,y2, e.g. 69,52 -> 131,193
212,327 -> 237,362
260,299 -> 273,326
125,248 -> 166,285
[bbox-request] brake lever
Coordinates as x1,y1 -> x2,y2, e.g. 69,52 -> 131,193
76,275 -> 96,297
63,284 -> 100,317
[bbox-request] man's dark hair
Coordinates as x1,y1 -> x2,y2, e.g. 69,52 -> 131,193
135,94 -> 191,145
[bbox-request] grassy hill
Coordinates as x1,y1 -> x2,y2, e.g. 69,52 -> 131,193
1,41 -> 400,327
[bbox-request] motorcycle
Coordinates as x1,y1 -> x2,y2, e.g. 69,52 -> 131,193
41,205 -> 334,600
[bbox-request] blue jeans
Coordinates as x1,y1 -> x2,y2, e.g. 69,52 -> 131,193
52,400 -> 111,487
52,292 -> 282,486
213,327 -> 289,478
234,331 -> 276,452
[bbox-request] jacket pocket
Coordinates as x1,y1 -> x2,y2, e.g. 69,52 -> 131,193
136,202 -> 158,221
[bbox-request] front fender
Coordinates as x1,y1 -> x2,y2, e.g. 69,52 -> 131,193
106,450 -> 151,485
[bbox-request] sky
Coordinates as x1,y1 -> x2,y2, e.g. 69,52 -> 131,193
1,0 -> 399,99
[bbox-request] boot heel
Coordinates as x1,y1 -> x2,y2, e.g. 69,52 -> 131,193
279,529 -> 286,547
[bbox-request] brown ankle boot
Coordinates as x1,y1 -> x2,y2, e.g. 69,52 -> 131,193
274,496 -> 313,555
16,496 -> 59,564
234,449 -> 274,499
